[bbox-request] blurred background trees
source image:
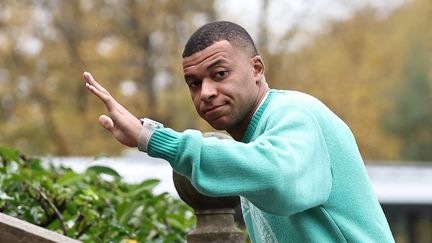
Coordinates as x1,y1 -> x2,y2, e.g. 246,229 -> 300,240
0,0 -> 217,155
0,0 -> 431,162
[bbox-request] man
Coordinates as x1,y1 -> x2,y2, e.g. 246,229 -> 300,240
84,21 -> 394,242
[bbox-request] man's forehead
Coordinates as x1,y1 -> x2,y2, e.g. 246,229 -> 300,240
182,40 -> 234,69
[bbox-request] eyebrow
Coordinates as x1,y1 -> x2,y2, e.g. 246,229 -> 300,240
207,58 -> 228,71
184,58 -> 229,81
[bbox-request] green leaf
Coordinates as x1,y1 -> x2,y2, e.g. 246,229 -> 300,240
118,201 -> 143,224
58,171 -> 85,185
86,165 -> 121,178
0,146 -> 20,163
66,202 -> 78,215
28,159 -> 44,171
166,214 -> 185,230
128,179 -> 160,197
83,188 -> 99,201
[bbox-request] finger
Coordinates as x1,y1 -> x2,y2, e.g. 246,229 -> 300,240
83,72 -> 106,92
86,82 -> 109,102
84,72 -> 115,108
98,115 -> 114,132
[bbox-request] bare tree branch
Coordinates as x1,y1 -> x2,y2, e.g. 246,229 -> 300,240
34,187 -> 68,235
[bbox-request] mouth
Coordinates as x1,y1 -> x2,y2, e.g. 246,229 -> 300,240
203,104 -> 225,117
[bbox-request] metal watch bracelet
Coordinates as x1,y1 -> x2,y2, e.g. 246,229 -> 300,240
138,118 -> 164,152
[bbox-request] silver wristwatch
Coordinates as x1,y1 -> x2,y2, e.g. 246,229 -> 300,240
139,118 -> 163,127
138,118 -> 164,152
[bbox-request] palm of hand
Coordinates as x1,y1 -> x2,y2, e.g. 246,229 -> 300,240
83,72 -> 142,147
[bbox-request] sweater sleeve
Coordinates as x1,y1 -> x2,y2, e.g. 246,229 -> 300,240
147,105 -> 332,216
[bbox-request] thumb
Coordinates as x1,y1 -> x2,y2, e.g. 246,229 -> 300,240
98,115 -> 114,132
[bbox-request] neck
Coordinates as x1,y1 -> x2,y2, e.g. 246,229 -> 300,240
228,80 -> 270,140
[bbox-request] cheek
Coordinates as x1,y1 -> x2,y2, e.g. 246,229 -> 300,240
191,95 -> 202,113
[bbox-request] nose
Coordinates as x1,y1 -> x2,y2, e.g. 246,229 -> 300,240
200,79 -> 217,103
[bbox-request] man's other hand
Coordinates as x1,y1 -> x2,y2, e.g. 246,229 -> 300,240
83,72 -> 142,147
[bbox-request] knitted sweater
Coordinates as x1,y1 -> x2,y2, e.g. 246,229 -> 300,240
145,89 -> 394,242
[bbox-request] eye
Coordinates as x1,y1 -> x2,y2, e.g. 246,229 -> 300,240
188,80 -> 201,89
214,71 -> 228,79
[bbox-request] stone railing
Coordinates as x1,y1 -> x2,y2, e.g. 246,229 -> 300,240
173,171 -> 244,243
0,212 -> 81,243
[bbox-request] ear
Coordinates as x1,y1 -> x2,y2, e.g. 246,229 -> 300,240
251,56 -> 265,81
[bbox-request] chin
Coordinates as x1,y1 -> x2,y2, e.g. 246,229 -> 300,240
208,123 -> 227,131
207,118 -> 231,131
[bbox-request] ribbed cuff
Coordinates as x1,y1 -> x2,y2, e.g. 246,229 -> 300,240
147,128 -> 182,163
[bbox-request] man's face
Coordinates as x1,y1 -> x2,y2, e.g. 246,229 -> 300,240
182,40 -> 262,132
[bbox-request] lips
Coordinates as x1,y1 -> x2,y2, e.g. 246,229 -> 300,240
203,104 -> 225,118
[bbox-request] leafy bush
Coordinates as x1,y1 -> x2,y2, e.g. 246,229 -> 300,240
0,145 -> 195,242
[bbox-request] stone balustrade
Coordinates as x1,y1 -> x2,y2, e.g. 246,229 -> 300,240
0,212 -> 81,243
173,171 -> 244,243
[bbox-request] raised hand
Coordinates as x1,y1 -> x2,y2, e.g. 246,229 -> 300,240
83,72 -> 142,147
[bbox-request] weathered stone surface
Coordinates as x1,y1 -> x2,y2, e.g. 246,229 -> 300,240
173,171 -> 244,243
173,171 -> 240,210
0,213 -> 81,243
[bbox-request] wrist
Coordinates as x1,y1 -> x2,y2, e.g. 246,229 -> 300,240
137,118 -> 164,152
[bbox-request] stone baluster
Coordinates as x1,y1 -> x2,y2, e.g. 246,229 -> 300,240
173,171 -> 244,243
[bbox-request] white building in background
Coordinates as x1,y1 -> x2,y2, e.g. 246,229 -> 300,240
45,150 -> 177,196
367,163 -> 432,205
46,150 -> 432,205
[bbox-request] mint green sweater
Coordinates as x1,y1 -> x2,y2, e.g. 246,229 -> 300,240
147,90 -> 394,242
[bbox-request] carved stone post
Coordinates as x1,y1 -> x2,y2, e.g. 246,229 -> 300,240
173,171 -> 244,243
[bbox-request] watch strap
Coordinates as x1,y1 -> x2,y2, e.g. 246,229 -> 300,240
138,118 -> 164,152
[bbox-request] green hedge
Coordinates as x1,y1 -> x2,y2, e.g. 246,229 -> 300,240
0,145 -> 195,242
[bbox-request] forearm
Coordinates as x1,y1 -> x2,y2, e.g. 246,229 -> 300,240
142,127 -> 332,216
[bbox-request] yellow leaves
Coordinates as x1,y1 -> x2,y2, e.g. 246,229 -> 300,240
122,240 -> 138,243
264,0 -> 432,160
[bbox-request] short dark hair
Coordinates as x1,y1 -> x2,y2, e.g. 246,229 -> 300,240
182,21 -> 259,58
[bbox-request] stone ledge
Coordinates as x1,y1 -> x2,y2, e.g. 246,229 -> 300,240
0,213 -> 81,243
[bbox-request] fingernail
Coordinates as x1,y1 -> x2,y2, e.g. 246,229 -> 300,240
84,72 -> 91,78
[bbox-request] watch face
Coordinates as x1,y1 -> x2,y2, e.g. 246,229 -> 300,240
142,118 -> 163,128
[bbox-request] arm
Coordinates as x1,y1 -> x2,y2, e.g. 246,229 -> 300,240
146,105 -> 332,216
83,72 -> 142,147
